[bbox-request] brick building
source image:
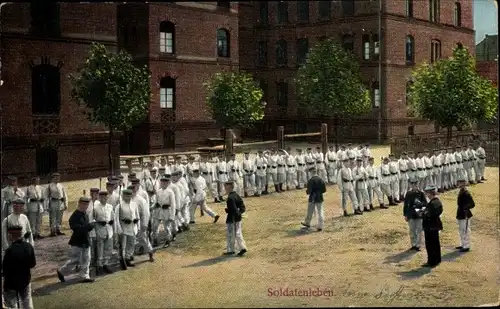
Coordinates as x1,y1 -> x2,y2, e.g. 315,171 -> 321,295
238,0 -> 475,140
0,2 -> 238,181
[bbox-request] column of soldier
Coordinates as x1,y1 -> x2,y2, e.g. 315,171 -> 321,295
0,141 -> 487,276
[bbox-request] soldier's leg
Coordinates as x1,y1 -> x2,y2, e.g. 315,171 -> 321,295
96,237 -> 104,269
103,237 -> 113,266
303,202 -> 316,226
373,184 -> 385,206
48,203 -> 58,235
226,223 -> 235,253
408,219 -> 416,248
315,202 -> 325,230
361,188 -> 370,210
27,211 -> 38,237
348,189 -> 359,212
201,201 -> 217,218
125,235 -> 136,260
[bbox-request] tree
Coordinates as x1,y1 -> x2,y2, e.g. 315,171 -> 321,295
70,43 -> 151,173
408,44 -> 498,144
295,39 -> 372,148
204,72 -> 265,155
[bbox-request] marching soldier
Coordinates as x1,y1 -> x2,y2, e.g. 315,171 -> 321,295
284,148 -> 298,191
47,173 -> 68,236
407,151 -> 417,181
190,169 -> 220,224
223,181 -> 247,257
419,184 -> 443,268
276,150 -> 287,192
254,150 -> 267,196
454,146 -> 465,184
106,181 -> 120,207
403,177 -> 425,251
227,154 -> 243,195
200,154 -> 219,202
1,176 -> 25,222
25,175 -> 45,240
325,145 -> 338,185
130,182 -> 154,262
165,171 -> 180,241
379,157 -> 394,206
367,157 -> 385,209
152,176 -> 176,247
177,168 -> 192,230
476,142 -> 486,182
336,145 -> 346,162
314,147 -> 328,182
114,190 -> 140,268
2,199 -> 34,253
398,152 -> 409,201
216,154 -> 229,201
353,157 -> 370,212
337,157 -> 360,216
455,175 -> 474,252
301,166 -> 326,231
174,156 -> 186,178
304,148 -> 316,180
145,168 -> 159,208
388,154 -> 401,204
242,152 -> 256,197
362,144 -> 372,166
87,188 -> 99,266
295,149 -> 307,189
93,191 -> 115,275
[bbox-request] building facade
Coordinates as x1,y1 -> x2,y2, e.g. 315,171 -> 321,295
238,0 -> 475,140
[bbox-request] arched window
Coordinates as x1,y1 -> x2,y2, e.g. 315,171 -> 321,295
406,0 -> 413,17
342,34 -> 354,52
431,39 -> 441,63
276,39 -> 288,66
405,35 -> 415,64
159,21 -> 175,54
277,1 -> 289,24
372,81 -> 380,108
217,29 -> 230,58
362,34 -> 371,60
453,2 -> 461,27
160,77 -> 176,109
429,0 -> 440,23
36,147 -> 58,176
32,64 -> 61,114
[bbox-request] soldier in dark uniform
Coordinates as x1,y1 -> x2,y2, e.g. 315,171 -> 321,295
403,176 -> 426,251
223,181 -> 247,257
455,176 -> 475,252
420,185 -> 443,267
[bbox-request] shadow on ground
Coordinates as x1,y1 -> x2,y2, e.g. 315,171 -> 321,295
32,278 -> 83,296
182,255 -> 237,268
383,249 -> 419,264
396,266 -> 433,280
442,250 -> 468,262
284,228 -> 317,238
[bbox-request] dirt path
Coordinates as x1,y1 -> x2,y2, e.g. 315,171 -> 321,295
31,164 -> 499,308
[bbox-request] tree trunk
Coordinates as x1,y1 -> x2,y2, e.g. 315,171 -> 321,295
334,115 -> 339,151
108,127 -> 114,175
446,126 -> 452,146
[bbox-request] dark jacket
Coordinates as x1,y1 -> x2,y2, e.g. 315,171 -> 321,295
456,188 -> 474,220
2,239 -> 36,292
422,197 -> 443,231
68,209 -> 94,248
225,191 -> 245,224
306,175 -> 326,203
403,189 -> 427,219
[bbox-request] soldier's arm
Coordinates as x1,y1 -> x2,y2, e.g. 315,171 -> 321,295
1,219 -> 9,252
25,218 -> 34,246
63,187 -> 68,209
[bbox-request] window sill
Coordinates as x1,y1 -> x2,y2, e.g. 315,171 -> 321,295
159,53 -> 176,60
297,20 -> 310,25
405,61 -> 415,66
216,57 -> 232,64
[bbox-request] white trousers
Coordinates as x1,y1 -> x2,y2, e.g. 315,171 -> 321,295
226,221 -> 247,253
304,202 -> 324,229
190,200 -> 216,220
478,160 -> 486,179
341,188 -> 359,211
96,237 -> 113,266
297,170 -> 307,188
267,172 -> 278,186
399,177 -> 409,198
355,187 -> 369,208
120,234 -> 136,259
26,209 -> 42,235
137,229 -> 153,254
473,161 -> 481,182
368,182 -> 384,205
327,168 -> 337,184
286,171 -> 297,188
390,177 -> 400,199
243,174 -> 255,194
48,200 -> 64,232
59,246 -> 91,279
255,174 -> 266,194
3,284 -> 33,309
318,169 -> 328,182
407,218 -> 423,248
379,182 -> 391,200
457,218 -> 471,249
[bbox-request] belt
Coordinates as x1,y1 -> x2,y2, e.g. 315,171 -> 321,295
147,190 -> 155,194
411,168 -> 417,171
298,163 -> 304,166
417,168 -> 423,171
400,170 -> 407,173
161,204 -> 170,209
231,169 -> 236,172
342,179 -> 352,182
202,172 -> 208,175
256,167 -> 262,169
244,169 -> 250,173
357,179 -> 365,182
278,165 -> 284,167
287,165 -> 294,168
50,197 -> 63,201
369,176 -> 375,179
383,174 -> 390,176
433,165 -> 441,167
219,171 -> 227,174
272,166 -> 277,168
390,172 -> 397,175
29,199 -> 43,202
316,161 -> 322,164
307,162 -> 314,165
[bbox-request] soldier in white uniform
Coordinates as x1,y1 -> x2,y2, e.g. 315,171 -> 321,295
254,150 -> 267,196
432,149 -> 443,193
152,176 -> 176,247
46,173 -> 68,236
284,148 -> 298,190
415,151 -> 427,191
304,148 -> 316,180
362,144 -> 372,167
314,147 -> 328,182
467,144 -> 479,184
337,157 -> 360,216
87,188 -> 100,267
1,176 -> 25,222
190,169 -> 220,224
388,154 -> 401,204
172,171 -> 190,232
448,147 -> 457,189
216,154 -> 229,201
459,145 -> 469,184
25,175 -> 45,240
379,157 -> 394,206
145,168 -> 159,208
276,151 -> 287,192
199,154 -> 218,202
336,145 -> 346,162
93,191 -> 115,275
264,150 -> 279,193
453,146 -> 464,184
227,154 -> 243,195
130,183 -> 154,262
2,199 -> 34,253
475,142 -> 486,182
295,149 -> 307,189
242,152 -> 256,197
325,145 -> 338,185
353,157 -> 370,212
423,150 -> 433,188
366,157 -> 385,209
115,189 -> 140,267
398,152 -> 409,201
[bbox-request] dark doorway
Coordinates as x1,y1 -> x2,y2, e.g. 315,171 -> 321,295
163,129 -> 175,150
36,147 -> 58,177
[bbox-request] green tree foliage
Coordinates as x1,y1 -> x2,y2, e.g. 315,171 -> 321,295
295,38 -> 372,117
70,43 -> 151,172
204,72 -> 265,129
408,44 -> 498,142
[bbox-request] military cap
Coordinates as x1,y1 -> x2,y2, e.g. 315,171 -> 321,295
192,169 -> 200,173
98,191 -> 108,196
424,184 -> 437,192
150,167 -> 158,172
79,196 -> 91,203
296,148 -> 302,151
159,166 -> 166,170
342,157 -> 349,161
128,173 -> 136,178
417,150 -> 423,153
122,189 -> 133,196
31,175 -> 40,180
402,152 -> 407,156
356,157 -> 363,161
316,146 -> 321,149
130,178 -> 140,184
407,151 -> 414,155
456,145 -> 461,148
160,175 -> 170,181
51,173 -> 61,177
176,155 -> 183,159
368,157 -> 375,161
106,181 -> 115,186
13,198 -> 25,205
409,176 -> 418,183
127,185 -> 135,190
346,143 -> 352,146
456,175 -> 466,182
383,157 -> 390,161
389,153 -> 395,157
433,148 -> 439,152
7,176 -> 17,181
7,225 -> 23,232
365,143 -> 370,147
309,166 -> 317,172
257,150 -> 263,153
224,181 -> 235,186
307,148 -> 312,150
90,188 -> 100,193
189,155 -> 196,160
244,151 -> 250,154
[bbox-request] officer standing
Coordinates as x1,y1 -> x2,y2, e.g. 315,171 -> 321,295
301,167 -> 326,231
223,181 -> 247,257
455,176 -> 475,252
419,185 -> 443,268
403,177 -> 426,251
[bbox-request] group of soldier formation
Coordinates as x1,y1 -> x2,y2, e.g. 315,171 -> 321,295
1,141 -> 487,281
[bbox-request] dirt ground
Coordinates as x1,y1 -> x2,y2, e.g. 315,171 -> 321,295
29,145 -> 499,308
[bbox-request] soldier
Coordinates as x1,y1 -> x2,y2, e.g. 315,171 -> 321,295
264,150 -> 279,193
455,175 -> 474,252
407,151 -> 417,181
177,168 -> 192,230
295,149 -> 307,189
304,148 -> 316,180
467,144 -> 479,184
475,142 -> 486,182
420,185 -> 443,268
253,150 -> 266,196
130,183 -> 154,262
415,151 -> 426,191
87,188 -> 99,267
165,171 -> 180,242
190,169 -> 220,224
1,176 -> 25,222
223,181 -> 247,257
114,190 -> 140,268
2,199 -> 34,253
276,150 -> 287,192
398,152 -> 409,201
106,181 -> 120,208
284,148 -> 298,191
200,154 -> 218,202
353,157 -> 370,212
93,191 -> 115,275
388,154 -> 401,204
432,149 -> 443,193
174,155 -> 186,178
448,147 -> 457,189
423,150 -> 433,188
301,166 -> 326,231
441,148 -> 451,191
216,154 -> 229,201
455,146 -> 465,184
242,152 -> 256,197
337,157 -> 360,216
46,173 -> 68,236
152,175 -> 176,248
362,144 -> 372,166
227,153 -> 243,195
336,145 -> 346,162
366,157 -> 385,209
403,177 -> 425,251
325,145 -> 338,185
314,147 -> 328,182
25,176 -> 45,240
379,157 -> 394,207
145,168 -> 159,208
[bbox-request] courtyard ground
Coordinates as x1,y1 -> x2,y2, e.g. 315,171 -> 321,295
29,145 -> 499,307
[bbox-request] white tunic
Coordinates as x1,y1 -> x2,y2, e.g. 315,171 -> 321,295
353,165 -> 368,190
132,195 -> 150,229
25,185 -> 44,213
254,156 -> 267,177
2,214 -> 34,251
192,176 -> 208,203
155,187 -> 176,220
216,161 -> 229,182
47,182 -> 68,210
337,166 -> 355,191
285,155 -> 297,173
115,201 -> 140,236
93,201 -> 115,239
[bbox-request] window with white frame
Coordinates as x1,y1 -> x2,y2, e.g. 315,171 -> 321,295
159,21 -> 175,54
373,34 -> 380,56
160,77 -> 175,109
362,34 -> 370,60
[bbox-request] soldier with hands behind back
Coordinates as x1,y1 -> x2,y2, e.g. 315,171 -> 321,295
419,185 -> 443,268
455,176 -> 475,252
403,176 -> 425,251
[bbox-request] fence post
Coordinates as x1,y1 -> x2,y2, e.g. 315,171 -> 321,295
277,126 -> 284,150
321,123 -> 328,154
225,128 -> 234,159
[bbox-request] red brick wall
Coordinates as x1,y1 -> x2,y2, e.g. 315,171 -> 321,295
476,61 -> 498,86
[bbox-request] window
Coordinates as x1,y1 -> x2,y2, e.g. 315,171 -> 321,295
159,21 -> 175,54
406,0 -> 413,17
257,41 -> 268,66
405,35 -> 415,64
30,2 -> 60,37
277,81 -> 288,108
277,1 -> 289,24
453,2 -> 461,26
429,0 -> 440,23
372,82 -> 380,108
36,147 -> 58,177
276,39 -> 288,66
32,64 -> 61,115
296,38 -> 309,65
318,1 -> 331,20
216,1 -> 230,8
259,2 -> 269,24
431,39 -> 441,63
160,77 -> 175,109
341,0 -> 355,17
362,34 -> 371,60
342,34 -> 354,52
408,125 -> 415,136
372,34 -> 380,59
297,1 -> 309,23
217,29 -> 230,58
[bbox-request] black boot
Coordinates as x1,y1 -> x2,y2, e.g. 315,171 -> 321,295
274,184 -> 279,193
380,203 -> 389,209
343,210 -> 349,217
103,265 -> 113,274
369,204 -> 374,210
214,198 -> 219,203
389,196 -> 396,206
263,185 -> 269,195
125,259 -> 135,267
219,196 -> 225,202
244,192 -> 248,198
96,266 -> 103,276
